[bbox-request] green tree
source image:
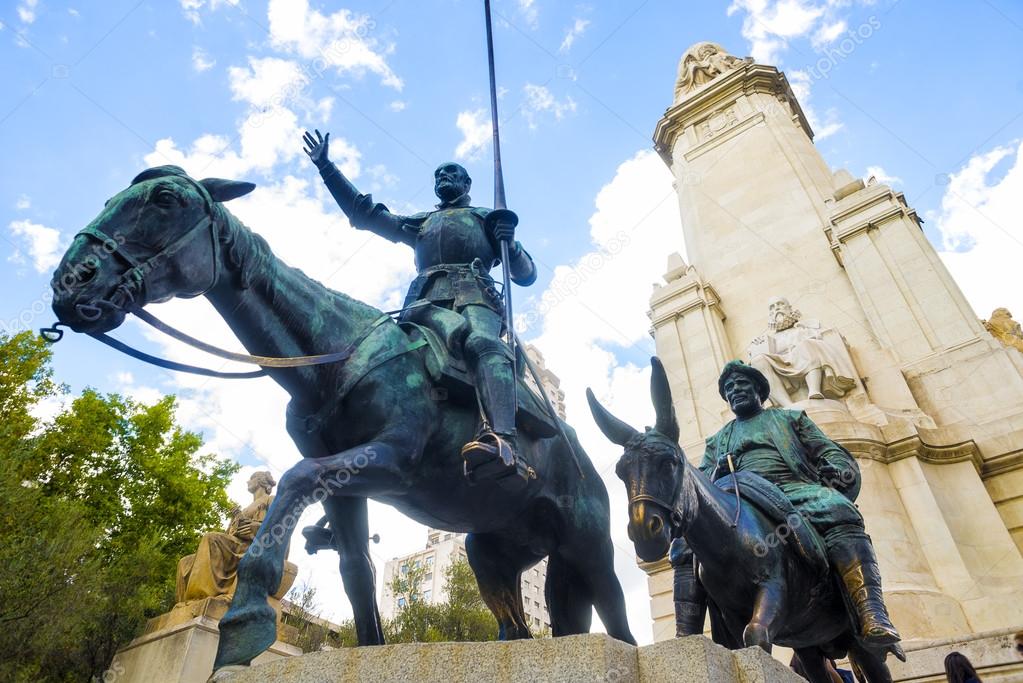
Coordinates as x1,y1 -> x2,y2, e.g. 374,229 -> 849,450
0,332 -> 238,681
385,557 -> 499,643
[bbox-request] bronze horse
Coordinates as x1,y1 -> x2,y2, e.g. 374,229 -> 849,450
587,357 -> 900,683
49,167 -> 635,670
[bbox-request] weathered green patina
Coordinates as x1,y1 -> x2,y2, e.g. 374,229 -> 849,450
303,130 -> 535,482
587,358 -> 903,683
48,165 -> 635,672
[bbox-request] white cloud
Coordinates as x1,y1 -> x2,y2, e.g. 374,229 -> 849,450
727,1 -> 880,141
15,194 -> 30,210
112,371 -> 165,406
934,140 -> 1023,320
17,0 -> 38,24
454,108 -> 490,161
812,18 -> 847,48
8,219 -> 62,273
266,0 -> 403,91
192,46 -> 216,73
517,0 -> 539,29
522,149 -> 682,643
148,57 -> 361,181
388,100 -> 407,113
229,56 -> 309,110
727,0 -> 825,65
521,84 -> 576,130
68,8 -> 80,18
146,106 -> 306,179
558,17 -> 590,53
864,165 -> 900,186
178,0 -> 239,24
788,69 -> 843,140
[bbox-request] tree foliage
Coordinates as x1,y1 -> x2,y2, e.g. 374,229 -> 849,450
284,555 -> 500,652
385,556 -> 499,643
0,332 -> 238,682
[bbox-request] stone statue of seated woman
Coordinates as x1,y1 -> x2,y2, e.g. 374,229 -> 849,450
176,470 -> 296,604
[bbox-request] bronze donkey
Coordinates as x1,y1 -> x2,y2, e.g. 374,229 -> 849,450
587,357 -> 902,683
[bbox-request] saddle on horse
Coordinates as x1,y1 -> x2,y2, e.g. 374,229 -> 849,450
399,302 -> 558,439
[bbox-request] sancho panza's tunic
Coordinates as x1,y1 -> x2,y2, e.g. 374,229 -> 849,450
699,408 -> 863,543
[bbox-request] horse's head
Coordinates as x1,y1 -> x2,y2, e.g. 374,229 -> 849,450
50,165 -> 254,334
587,357 -> 685,563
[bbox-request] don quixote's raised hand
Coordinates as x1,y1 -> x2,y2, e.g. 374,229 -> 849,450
302,129 -> 330,169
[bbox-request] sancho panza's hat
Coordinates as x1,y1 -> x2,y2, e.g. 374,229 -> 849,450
718,360 -> 770,402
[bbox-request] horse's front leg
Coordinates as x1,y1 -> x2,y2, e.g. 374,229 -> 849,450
214,440 -> 403,670
742,579 -> 785,653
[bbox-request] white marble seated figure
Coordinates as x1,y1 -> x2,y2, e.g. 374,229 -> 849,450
747,297 -> 857,408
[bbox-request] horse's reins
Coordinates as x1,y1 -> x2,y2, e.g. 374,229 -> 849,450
40,175 -> 400,379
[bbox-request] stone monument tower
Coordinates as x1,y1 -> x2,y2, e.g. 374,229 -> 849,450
645,41 -> 1023,677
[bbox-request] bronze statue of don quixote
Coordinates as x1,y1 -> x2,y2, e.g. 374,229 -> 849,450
42,2 -> 902,682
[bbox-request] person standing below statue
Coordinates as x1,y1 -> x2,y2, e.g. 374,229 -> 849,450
301,130 -> 537,482
176,471 -> 277,603
671,361 -> 900,647
747,296 -> 858,407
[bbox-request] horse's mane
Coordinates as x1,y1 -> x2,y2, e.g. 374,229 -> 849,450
216,206 -> 378,319
129,165 -> 381,319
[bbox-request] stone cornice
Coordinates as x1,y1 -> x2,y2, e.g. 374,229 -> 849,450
841,435 -> 984,474
653,63 -> 812,165
981,449 -> 1023,478
649,276 -> 723,327
638,556 -> 671,575
827,185 -> 921,243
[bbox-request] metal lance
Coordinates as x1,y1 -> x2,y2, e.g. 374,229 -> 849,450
483,0 -> 517,374
482,0 -> 584,477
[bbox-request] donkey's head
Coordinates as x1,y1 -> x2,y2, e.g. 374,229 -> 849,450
587,357 -> 685,562
50,166 -> 254,334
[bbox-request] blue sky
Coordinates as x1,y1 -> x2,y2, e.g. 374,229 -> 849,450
2,0 -> 1022,642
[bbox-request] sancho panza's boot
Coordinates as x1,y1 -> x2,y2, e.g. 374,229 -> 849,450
461,351 -> 536,491
670,539 -> 707,637
830,538 -> 901,645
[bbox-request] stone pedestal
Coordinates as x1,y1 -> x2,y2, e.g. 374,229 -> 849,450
216,634 -> 801,683
884,627 -> 1023,683
112,596 -> 301,683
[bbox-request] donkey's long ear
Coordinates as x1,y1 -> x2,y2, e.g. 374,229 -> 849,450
586,388 -> 639,447
200,178 -> 256,202
650,357 -> 680,442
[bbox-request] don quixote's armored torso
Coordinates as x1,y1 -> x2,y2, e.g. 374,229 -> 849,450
412,206 -> 497,272
405,205 -> 502,312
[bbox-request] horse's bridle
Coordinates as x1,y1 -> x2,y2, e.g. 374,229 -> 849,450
628,492 -> 686,537
41,176 -> 406,379
72,174 -> 221,322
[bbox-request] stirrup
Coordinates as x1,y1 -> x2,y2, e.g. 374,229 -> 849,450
462,431 -> 536,491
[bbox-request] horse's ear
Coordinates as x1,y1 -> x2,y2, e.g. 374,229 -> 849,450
586,388 -> 639,447
199,178 -> 256,202
650,357 -> 680,442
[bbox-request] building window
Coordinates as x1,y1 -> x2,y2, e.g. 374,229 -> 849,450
398,597 -> 406,608
400,563 -> 408,575
424,572 -> 433,582
424,589 -> 432,601
426,556 -> 434,567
